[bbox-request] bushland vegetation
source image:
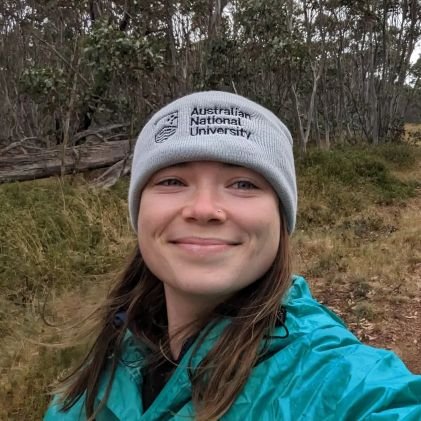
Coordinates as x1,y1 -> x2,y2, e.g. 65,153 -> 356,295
1,143 -> 420,420
1,0 -> 421,158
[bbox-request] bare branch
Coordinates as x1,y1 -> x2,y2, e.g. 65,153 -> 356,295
0,137 -> 41,154
29,31 -> 89,87
72,123 -> 131,144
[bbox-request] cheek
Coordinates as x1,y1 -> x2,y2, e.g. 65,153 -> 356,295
137,196 -> 155,254
137,193 -> 161,235
257,201 -> 281,244
260,219 -> 280,265
137,210 -> 162,280
137,194 -> 174,275
247,202 -> 281,267
137,205 -> 149,235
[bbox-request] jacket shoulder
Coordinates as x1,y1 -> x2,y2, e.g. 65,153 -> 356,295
260,275 -> 421,420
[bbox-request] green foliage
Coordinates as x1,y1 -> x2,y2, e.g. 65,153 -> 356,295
374,143 -> 417,168
78,20 -> 164,122
82,19 -> 164,74
296,145 -> 418,229
19,66 -> 68,106
237,0 -> 292,44
18,19 -> 166,137
194,38 -> 239,90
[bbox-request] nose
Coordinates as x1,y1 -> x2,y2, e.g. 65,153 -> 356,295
181,188 -> 226,223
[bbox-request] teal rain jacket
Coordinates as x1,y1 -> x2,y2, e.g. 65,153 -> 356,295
44,276 -> 421,420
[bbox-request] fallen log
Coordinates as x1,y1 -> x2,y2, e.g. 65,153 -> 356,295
0,139 -> 134,183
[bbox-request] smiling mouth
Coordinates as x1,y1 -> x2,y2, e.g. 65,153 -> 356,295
169,237 -> 240,254
170,237 -> 240,246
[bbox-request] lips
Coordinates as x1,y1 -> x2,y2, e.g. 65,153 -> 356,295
169,237 -> 240,255
170,237 -> 239,246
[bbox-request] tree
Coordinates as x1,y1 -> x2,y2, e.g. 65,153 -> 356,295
1,0 -> 420,156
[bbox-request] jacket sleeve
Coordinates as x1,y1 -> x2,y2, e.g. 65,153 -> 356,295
335,350 -> 421,420
261,339 -> 421,421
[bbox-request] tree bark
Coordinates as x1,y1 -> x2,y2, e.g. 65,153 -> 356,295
0,140 -> 133,183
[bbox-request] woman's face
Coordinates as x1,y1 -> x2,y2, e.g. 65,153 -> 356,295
138,161 -> 280,303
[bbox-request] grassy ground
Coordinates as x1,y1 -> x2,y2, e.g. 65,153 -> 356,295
1,143 -> 420,420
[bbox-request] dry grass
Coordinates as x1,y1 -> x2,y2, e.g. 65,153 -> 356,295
0,177 -> 134,420
293,198 -> 420,304
404,123 -> 421,144
1,143 -> 420,419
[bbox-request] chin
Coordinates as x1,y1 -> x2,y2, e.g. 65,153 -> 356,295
174,275 -> 248,298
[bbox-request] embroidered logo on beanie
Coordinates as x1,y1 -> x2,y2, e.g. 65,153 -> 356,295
189,106 -> 252,140
154,111 -> 179,143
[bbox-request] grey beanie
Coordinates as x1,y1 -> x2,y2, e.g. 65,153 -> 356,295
129,91 -> 297,234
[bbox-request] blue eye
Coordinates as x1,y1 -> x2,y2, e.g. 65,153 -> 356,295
157,178 -> 184,186
232,180 -> 258,190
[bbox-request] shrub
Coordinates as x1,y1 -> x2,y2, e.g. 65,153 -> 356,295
296,145 -> 417,229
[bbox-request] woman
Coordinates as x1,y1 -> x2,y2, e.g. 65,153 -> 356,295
45,92 -> 421,420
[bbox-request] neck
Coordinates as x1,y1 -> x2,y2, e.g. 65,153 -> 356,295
163,284 -> 223,359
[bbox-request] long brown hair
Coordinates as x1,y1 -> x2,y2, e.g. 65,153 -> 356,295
56,213 -> 292,421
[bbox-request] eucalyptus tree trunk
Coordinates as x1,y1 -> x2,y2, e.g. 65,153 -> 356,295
292,62 -> 322,155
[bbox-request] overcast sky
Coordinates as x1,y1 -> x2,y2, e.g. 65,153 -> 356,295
411,41 -> 421,64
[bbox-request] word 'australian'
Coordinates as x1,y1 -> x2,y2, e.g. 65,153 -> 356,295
191,107 -> 251,119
